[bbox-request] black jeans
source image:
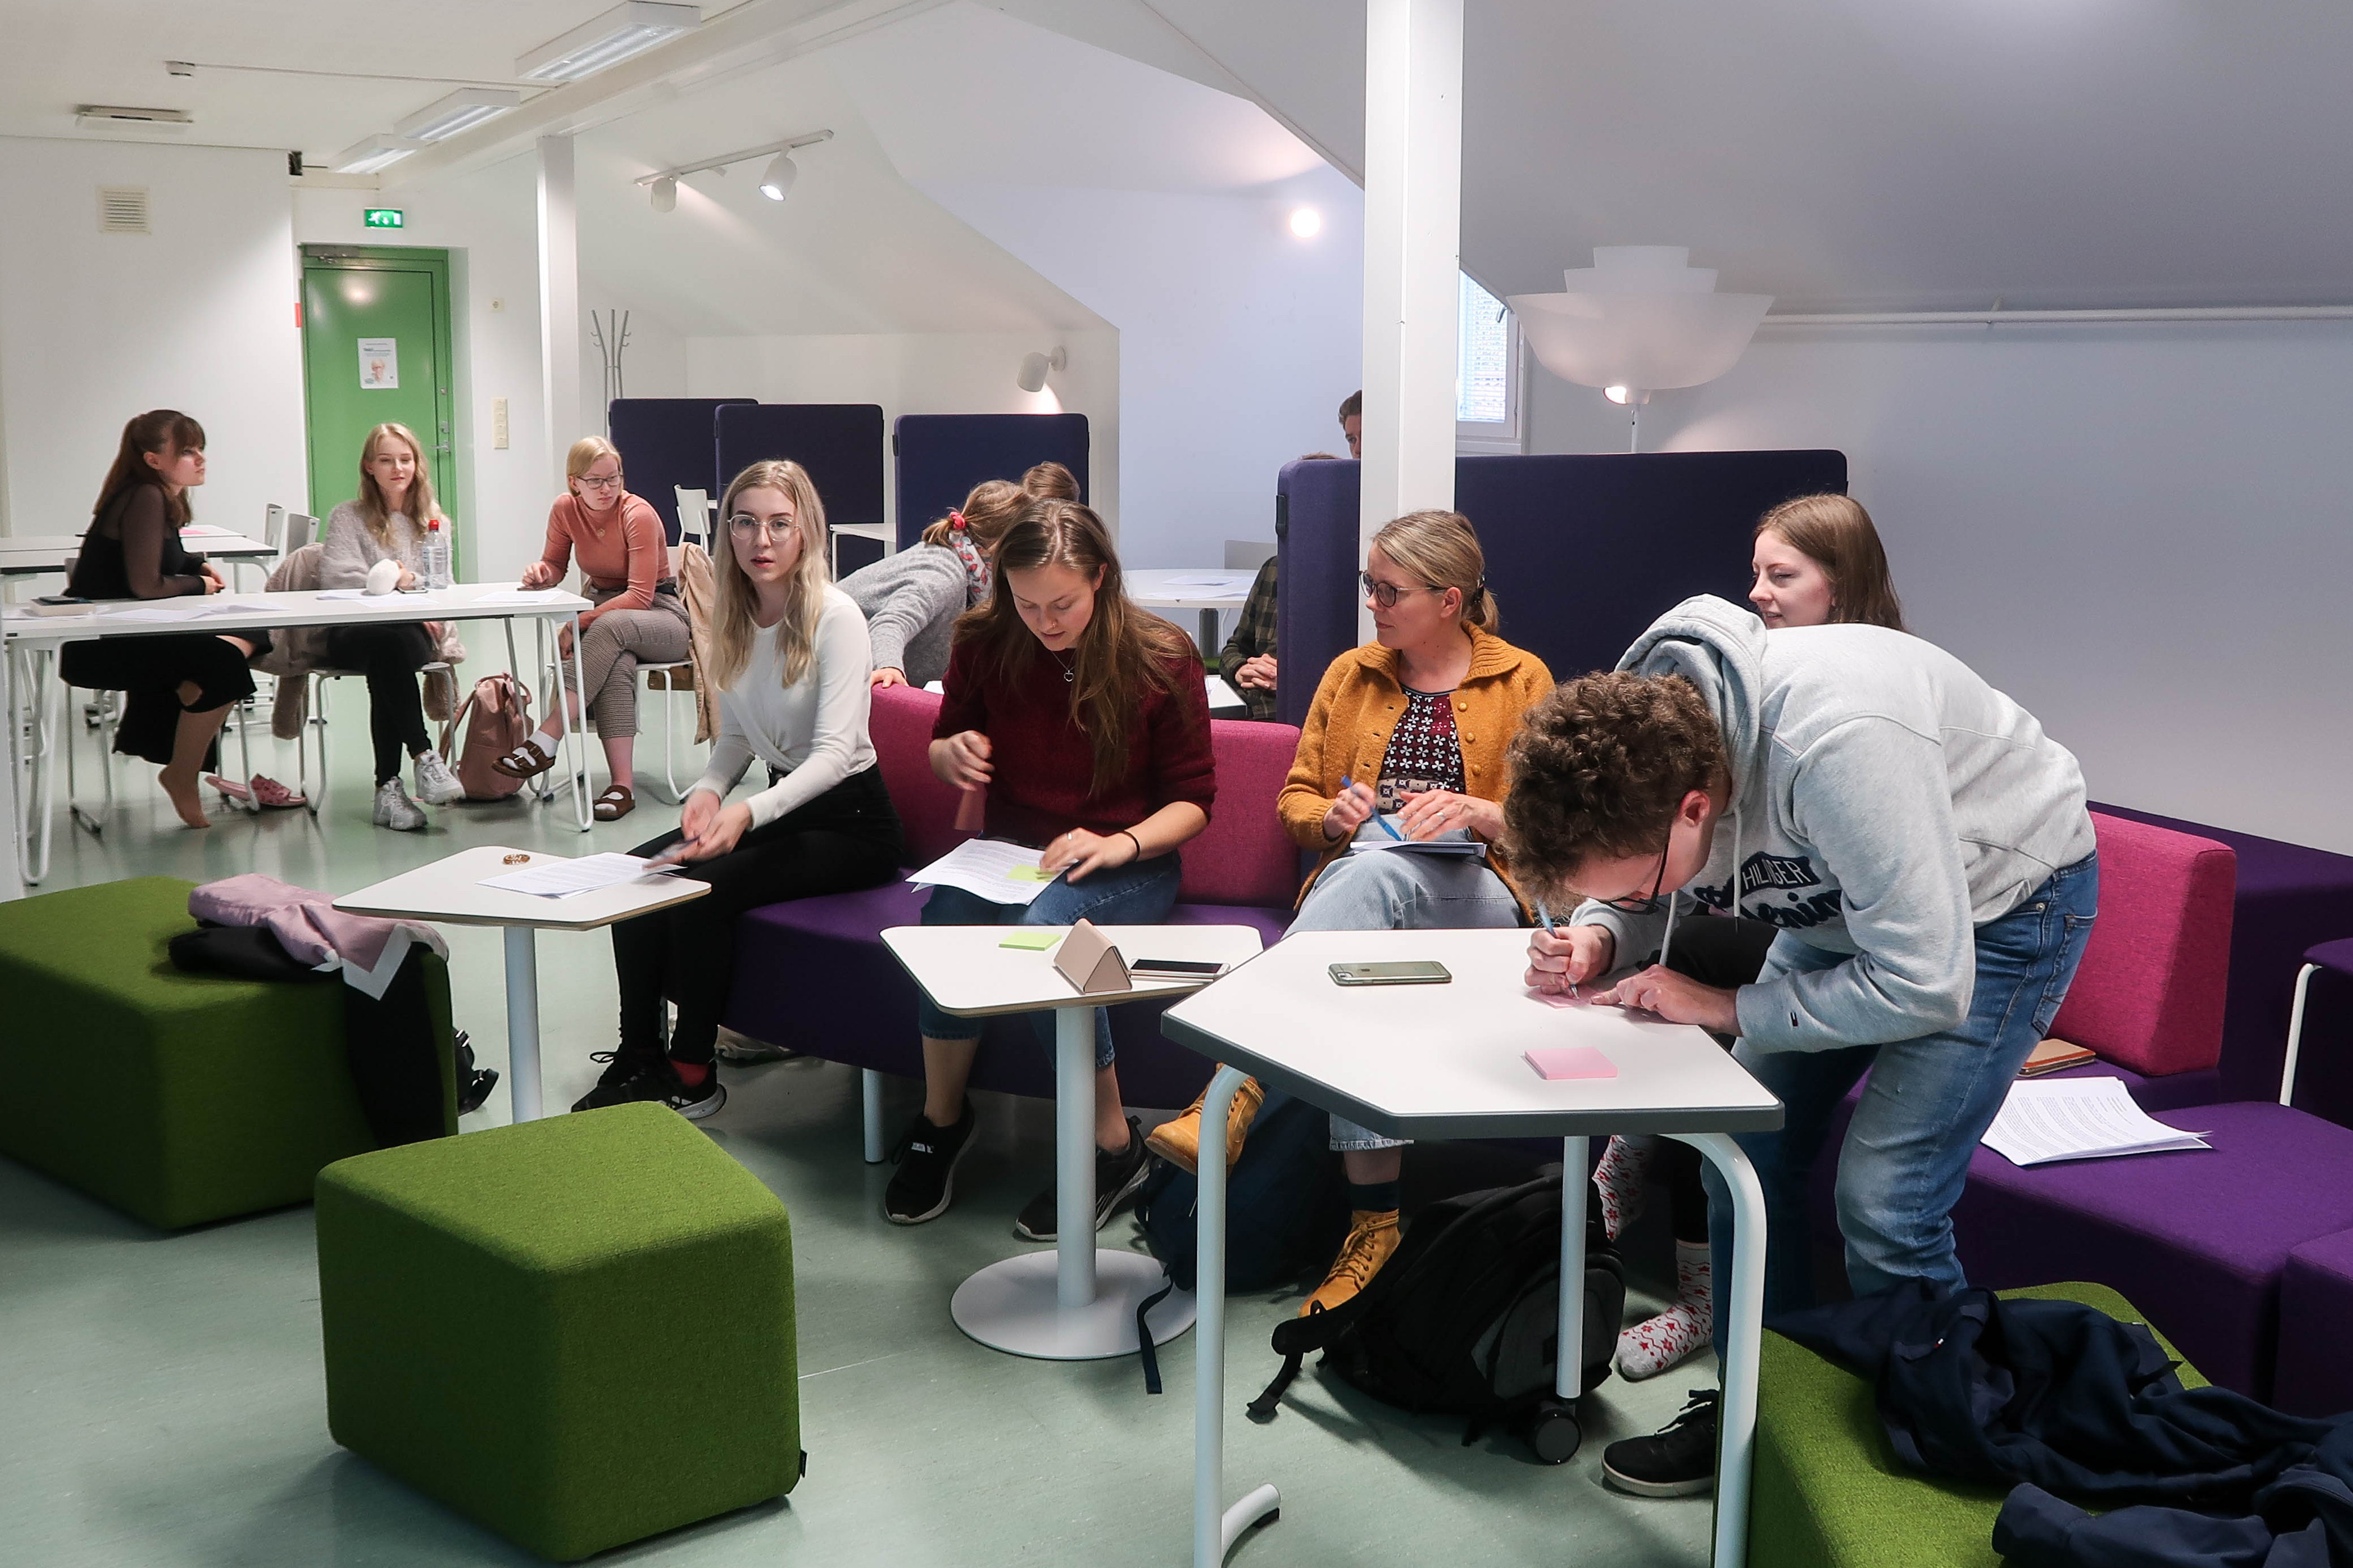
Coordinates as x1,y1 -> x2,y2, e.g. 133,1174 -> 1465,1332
1652,913 -> 1781,1240
324,622 -> 435,784
612,764 -> 905,1065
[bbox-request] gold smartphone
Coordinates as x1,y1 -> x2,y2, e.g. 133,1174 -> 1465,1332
1328,961 -> 1452,987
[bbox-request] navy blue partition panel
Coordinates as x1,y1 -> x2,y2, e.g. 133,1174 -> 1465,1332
607,398 -> 756,544
893,413 -> 1089,548
714,404 -> 886,527
1274,450 -> 1849,725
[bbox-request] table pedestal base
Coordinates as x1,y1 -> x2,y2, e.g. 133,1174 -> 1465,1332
951,1249 -> 1197,1360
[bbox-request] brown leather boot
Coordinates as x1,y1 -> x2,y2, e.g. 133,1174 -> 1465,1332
1144,1073 -> 1265,1174
1300,1208 -> 1402,1316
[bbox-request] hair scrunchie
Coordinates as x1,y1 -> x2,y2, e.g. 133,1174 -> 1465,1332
948,510 -> 968,531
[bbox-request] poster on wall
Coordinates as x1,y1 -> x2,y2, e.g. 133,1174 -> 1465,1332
357,338 -> 400,391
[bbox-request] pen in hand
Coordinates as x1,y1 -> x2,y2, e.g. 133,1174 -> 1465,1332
1342,775 -> 1405,840
1537,901 -> 1579,999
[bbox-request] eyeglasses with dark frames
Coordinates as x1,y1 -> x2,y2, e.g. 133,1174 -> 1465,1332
1593,837 -> 1673,914
1358,570 -> 1442,609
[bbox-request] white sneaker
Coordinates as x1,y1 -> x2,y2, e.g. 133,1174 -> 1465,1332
412,748 -> 464,805
373,779 -> 427,831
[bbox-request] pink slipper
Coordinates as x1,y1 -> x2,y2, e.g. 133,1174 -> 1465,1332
207,774 -> 307,809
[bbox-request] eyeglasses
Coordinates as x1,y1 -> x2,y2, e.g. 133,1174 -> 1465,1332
1593,838 -> 1673,914
575,472 -> 624,491
728,514 -> 795,540
1359,570 -> 1440,609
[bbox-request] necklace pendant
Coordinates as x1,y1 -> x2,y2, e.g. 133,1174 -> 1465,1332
1063,667 -> 1075,683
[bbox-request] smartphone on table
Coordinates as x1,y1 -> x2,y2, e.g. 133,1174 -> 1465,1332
1328,961 -> 1452,987
1131,957 -> 1227,978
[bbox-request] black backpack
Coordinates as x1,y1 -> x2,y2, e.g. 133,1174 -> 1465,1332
1250,1172 -> 1625,1461
1137,1086 -> 1351,1293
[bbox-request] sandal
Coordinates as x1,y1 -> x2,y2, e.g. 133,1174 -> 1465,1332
206,774 -> 308,809
490,738 -> 558,780
593,784 -> 635,822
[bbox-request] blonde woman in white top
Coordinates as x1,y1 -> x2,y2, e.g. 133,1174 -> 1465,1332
575,459 -> 907,1119
317,422 -> 464,830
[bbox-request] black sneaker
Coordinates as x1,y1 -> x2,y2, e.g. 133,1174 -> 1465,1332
452,1030 -> 499,1116
885,1102 -> 977,1224
1601,1388 -> 1719,1498
661,1068 -> 726,1121
1014,1117 -> 1152,1242
571,1049 -> 669,1113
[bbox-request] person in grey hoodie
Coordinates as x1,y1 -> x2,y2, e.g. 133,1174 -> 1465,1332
1508,593 -> 2098,1496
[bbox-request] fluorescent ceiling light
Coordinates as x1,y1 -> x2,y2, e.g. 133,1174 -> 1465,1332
331,134 -> 425,175
75,105 -> 192,132
395,88 -> 522,143
517,2 -> 701,83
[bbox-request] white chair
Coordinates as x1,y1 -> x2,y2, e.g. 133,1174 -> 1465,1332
295,657 -> 452,819
673,488 -> 715,550
637,661 -> 697,802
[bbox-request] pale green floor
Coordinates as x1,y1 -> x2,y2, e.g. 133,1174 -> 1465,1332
2,680 -> 1717,1566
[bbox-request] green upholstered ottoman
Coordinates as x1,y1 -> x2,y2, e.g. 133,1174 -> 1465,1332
1749,1282 -> 2208,1568
0,875 -> 448,1229
317,1102 -> 800,1562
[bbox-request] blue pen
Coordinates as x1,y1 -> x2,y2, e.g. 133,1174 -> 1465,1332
1342,775 -> 1405,840
1536,901 -> 1580,999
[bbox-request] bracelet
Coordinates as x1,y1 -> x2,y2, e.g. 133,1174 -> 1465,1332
1120,829 -> 1144,861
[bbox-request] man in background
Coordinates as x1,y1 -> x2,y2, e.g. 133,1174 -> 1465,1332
1221,391 -> 1361,720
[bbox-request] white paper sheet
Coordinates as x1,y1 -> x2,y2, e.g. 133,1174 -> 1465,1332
907,838 -> 1055,906
315,589 -> 439,607
479,852 -> 685,898
1981,1076 -> 2211,1167
104,598 -> 271,622
466,588 -> 571,607
1160,574 -> 1251,586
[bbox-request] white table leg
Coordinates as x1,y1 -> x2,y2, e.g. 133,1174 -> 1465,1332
1195,1065 -> 1279,1568
1672,1131 -> 1766,1568
861,1068 -> 886,1164
503,925 -> 544,1122
947,1004 -> 1196,1359
564,612 -> 591,832
1557,1134 -> 1590,1400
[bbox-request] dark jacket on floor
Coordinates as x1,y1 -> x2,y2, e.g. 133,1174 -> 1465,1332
1773,1282 -> 2353,1566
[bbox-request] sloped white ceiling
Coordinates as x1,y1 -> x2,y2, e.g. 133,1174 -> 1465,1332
1028,0 -> 2353,311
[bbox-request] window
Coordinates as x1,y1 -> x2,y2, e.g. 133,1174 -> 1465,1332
1456,271 -> 1523,453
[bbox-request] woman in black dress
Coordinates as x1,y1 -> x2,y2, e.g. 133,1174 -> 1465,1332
61,411 -> 268,829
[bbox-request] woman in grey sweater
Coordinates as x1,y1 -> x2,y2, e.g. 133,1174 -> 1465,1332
841,463 -> 1078,688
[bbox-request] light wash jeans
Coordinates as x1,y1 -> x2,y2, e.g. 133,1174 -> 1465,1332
1704,853 -> 2099,1323
916,851 -> 1183,1068
1287,839 -> 1523,1150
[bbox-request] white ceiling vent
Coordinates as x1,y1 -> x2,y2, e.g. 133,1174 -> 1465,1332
98,187 -> 151,235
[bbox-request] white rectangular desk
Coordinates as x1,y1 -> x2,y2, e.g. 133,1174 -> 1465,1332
1127,570 -> 1259,654
880,922 -> 1264,1360
1160,928 -> 1783,1568
0,530 -> 278,588
1,582 -> 597,885
335,845 -> 710,1123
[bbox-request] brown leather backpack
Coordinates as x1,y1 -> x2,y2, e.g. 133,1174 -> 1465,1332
441,673 -> 534,801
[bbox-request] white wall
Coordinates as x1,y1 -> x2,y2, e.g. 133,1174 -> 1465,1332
1527,322 -> 2353,852
0,138 -> 306,542
686,327 -> 1121,533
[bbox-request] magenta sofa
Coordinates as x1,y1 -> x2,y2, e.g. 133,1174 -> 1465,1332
719,684 -> 1304,1113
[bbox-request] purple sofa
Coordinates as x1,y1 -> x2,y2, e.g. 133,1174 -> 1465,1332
719,684 -> 1305,1127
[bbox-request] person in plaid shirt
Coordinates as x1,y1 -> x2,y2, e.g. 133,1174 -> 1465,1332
1220,392 -> 1361,721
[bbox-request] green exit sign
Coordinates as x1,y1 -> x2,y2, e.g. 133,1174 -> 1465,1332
363,208 -> 404,229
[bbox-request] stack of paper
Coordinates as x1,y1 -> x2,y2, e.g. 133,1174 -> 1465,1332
1981,1076 -> 2210,1167
908,838 -> 1056,906
479,852 -> 684,898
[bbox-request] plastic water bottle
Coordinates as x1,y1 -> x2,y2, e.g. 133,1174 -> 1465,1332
420,518 -> 453,590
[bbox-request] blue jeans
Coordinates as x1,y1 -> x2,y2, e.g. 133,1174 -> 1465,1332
1287,843 -> 1523,1150
1705,853 -> 2098,1321
915,852 -> 1184,1068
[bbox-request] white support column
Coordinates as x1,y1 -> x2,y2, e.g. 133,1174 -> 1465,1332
1359,0 -> 1464,639
537,134 -> 582,497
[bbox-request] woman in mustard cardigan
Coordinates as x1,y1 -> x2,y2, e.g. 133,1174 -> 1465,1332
1149,509 -> 1554,1313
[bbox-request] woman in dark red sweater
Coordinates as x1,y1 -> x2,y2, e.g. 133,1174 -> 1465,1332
886,498 -> 1216,1236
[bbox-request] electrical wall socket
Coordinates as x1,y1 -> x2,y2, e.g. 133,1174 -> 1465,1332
492,398 -> 509,450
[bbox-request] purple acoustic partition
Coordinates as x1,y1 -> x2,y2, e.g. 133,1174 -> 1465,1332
607,397 -> 756,543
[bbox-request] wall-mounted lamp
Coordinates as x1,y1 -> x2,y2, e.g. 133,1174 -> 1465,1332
637,129 -> 833,211
1288,206 -> 1322,239
1017,346 -> 1068,394
1509,247 -> 1771,451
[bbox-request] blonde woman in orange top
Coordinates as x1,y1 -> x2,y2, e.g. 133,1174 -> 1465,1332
495,436 -> 690,820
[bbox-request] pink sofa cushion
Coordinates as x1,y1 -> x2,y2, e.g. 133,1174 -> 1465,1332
862,682 -> 1301,908
2048,810 -> 2235,1076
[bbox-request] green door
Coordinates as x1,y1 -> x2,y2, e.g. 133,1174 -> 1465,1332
300,247 -> 456,541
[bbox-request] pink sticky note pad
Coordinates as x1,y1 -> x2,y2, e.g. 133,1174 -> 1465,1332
1531,988 -> 1587,1010
1524,1046 -> 1617,1081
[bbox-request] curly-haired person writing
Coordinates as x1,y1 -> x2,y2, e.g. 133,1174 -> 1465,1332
1504,594 -> 2097,1498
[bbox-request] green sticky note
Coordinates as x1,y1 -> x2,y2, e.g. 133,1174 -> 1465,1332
1006,864 -> 1054,882
1000,929 -> 1060,950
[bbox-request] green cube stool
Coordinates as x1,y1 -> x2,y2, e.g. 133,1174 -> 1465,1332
317,1102 -> 801,1561
1749,1281 -> 2208,1568
0,876 -> 449,1229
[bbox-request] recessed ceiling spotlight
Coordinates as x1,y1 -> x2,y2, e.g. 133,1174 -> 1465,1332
1289,206 -> 1322,239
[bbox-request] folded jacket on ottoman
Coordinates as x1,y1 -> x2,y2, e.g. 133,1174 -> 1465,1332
315,1103 -> 800,1561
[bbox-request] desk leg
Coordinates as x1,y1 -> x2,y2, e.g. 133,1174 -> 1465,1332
862,1068 -> 886,1164
1557,1135 -> 1591,1399
504,926 -> 544,1122
564,613 -> 591,832
1196,1065 -> 1280,1568
1056,1003 -> 1097,1308
1670,1132 -> 1765,1568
